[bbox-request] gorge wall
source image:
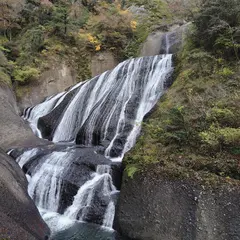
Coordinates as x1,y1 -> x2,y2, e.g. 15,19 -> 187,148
0,84 -> 45,150
17,51 -> 119,111
115,170 -> 240,240
0,49 -> 50,238
114,8 -> 240,240
17,62 -> 77,110
140,23 -> 189,56
0,147 -> 50,240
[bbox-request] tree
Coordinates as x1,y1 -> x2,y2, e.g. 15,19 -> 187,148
194,0 -> 240,60
0,1 -> 21,40
51,4 -> 69,35
81,0 -> 98,13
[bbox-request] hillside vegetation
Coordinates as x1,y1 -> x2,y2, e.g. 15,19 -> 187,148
0,0 -> 175,89
125,0 -> 240,185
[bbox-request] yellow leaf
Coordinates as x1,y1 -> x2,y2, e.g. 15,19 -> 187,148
130,20 -> 137,30
95,45 -> 101,51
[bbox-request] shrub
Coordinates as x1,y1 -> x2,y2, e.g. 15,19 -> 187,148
207,107 -> 235,127
200,125 -> 240,151
20,26 -> 45,53
13,66 -> 40,84
125,165 -> 138,178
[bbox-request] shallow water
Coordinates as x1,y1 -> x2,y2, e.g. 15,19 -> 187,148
51,222 -> 127,240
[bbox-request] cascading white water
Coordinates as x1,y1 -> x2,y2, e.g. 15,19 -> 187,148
23,81 -> 87,138
103,200 -> 116,229
14,38 -> 174,234
16,148 -> 39,168
64,165 -> 117,224
14,146 -> 119,232
16,150 -> 74,211
23,92 -> 65,138
23,54 -> 173,161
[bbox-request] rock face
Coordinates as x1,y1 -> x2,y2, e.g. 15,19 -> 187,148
17,52 -> 119,110
140,23 -> 190,56
0,148 -> 50,240
115,169 -> 240,240
0,84 -> 44,150
18,62 -> 77,110
91,51 -> 118,77
140,31 -> 165,56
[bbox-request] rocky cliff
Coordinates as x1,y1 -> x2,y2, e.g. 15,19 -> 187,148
0,84 -> 45,150
115,12 -> 240,240
0,148 -> 50,240
17,62 -> 77,110
115,169 -> 240,240
140,23 -> 189,56
17,51 -> 118,110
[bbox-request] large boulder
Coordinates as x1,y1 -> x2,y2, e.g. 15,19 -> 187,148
0,148 -> 50,240
0,84 -> 45,150
115,167 -> 240,240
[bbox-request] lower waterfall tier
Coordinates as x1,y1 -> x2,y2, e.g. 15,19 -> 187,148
10,145 -> 122,233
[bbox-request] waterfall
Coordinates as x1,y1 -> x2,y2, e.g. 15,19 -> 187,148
23,54 -> 173,160
64,165 -> 117,225
27,151 -> 72,211
11,38 -> 174,234
14,146 -> 118,231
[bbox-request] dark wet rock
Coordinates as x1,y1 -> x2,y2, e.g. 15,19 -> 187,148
38,87 -> 79,140
111,162 -> 124,190
115,168 -> 240,240
82,179 -> 111,225
0,148 -> 50,240
58,181 -> 79,214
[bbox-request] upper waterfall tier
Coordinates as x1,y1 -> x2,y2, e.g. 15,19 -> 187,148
23,54 -> 173,160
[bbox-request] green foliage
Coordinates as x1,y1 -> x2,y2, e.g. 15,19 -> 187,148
50,4 -> 70,35
0,45 -> 10,53
127,0 -> 170,25
0,50 -> 12,86
123,23 -> 149,58
185,49 -> 216,76
20,26 -> 45,53
124,36 -> 240,183
122,0 -> 171,58
193,0 -> 240,60
200,125 -> 240,150
125,165 -> 138,178
158,105 -> 190,146
217,67 -> 234,77
13,66 -> 40,84
207,107 -> 236,126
